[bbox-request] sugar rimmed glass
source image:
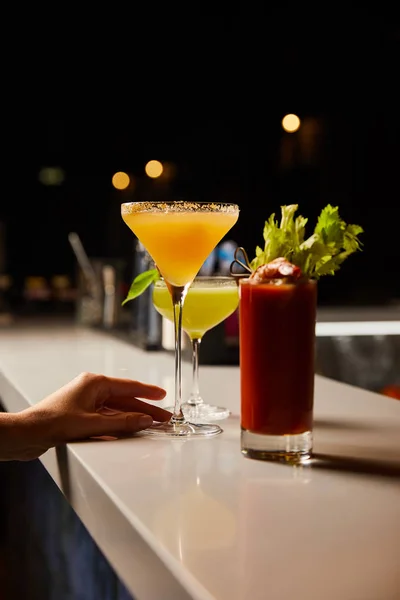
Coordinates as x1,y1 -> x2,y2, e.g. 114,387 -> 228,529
121,201 -> 239,437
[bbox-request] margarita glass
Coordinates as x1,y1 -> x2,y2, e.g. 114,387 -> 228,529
121,201 -> 239,437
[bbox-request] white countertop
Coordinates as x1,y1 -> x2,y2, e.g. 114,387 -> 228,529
1,322 -> 400,600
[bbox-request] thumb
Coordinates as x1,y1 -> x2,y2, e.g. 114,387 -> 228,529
88,412 -> 153,437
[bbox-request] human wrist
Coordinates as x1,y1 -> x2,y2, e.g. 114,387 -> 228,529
0,408 -> 53,461
0,411 -> 28,461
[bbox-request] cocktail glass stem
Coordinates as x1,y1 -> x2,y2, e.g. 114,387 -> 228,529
169,284 -> 189,425
187,338 -> 203,406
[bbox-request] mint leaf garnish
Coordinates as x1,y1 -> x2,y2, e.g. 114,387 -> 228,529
121,269 -> 160,306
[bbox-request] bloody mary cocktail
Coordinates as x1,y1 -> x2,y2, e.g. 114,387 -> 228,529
236,203 -> 364,461
239,261 -> 317,461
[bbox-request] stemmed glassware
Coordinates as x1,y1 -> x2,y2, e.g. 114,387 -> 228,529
121,201 -> 239,437
152,276 -> 239,422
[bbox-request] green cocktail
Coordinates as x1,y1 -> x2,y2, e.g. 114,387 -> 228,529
153,276 -> 239,422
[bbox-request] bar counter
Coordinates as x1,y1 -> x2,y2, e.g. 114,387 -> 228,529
1,322 -> 400,600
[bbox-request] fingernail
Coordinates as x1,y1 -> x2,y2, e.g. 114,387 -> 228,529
138,415 -> 153,428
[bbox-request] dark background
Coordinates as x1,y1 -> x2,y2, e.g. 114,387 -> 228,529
2,8 -> 400,307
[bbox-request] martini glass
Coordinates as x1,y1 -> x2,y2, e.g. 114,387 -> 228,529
121,201 -> 239,437
153,276 -> 239,422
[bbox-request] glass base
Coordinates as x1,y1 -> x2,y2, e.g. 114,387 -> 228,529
145,419 -> 222,437
164,403 -> 230,423
241,429 -> 312,464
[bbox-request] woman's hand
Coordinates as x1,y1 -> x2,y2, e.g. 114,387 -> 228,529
2,372 -> 171,461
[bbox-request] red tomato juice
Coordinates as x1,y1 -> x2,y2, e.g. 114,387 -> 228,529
239,279 -> 317,436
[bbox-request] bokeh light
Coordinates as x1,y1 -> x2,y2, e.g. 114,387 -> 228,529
112,171 -> 130,190
38,167 -> 65,186
145,160 -> 163,178
282,114 -> 301,133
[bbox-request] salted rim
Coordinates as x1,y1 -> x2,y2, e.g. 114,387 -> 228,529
121,201 -> 239,214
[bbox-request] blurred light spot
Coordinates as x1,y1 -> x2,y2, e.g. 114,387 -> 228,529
112,171 -> 130,190
145,160 -> 163,178
38,166 -> 65,186
282,114 -> 301,133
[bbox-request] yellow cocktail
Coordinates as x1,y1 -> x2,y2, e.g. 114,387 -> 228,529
153,276 -> 239,422
121,201 -> 239,437
122,203 -> 238,287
